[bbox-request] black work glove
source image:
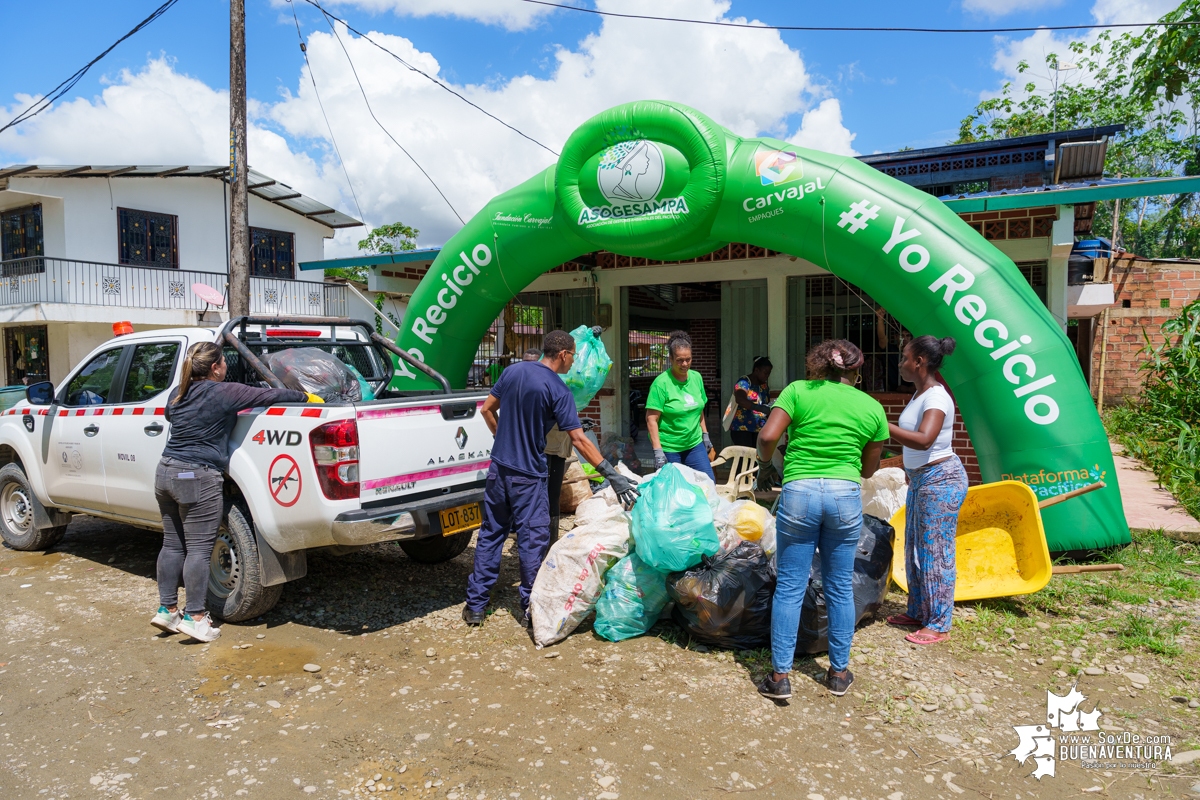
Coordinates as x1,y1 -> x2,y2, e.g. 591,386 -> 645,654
754,403 -> 772,416
591,325 -> 603,338
597,459 -> 639,509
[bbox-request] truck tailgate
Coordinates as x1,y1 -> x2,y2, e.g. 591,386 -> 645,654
355,393 -> 493,503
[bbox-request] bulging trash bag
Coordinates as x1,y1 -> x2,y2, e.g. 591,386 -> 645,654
574,489 -> 626,527
345,363 -> 376,402
530,513 -> 632,648
676,463 -> 721,513
667,541 -> 775,650
861,468 -> 907,522
561,325 -> 612,411
593,553 -> 670,642
795,514 -> 895,655
631,464 -> 720,573
718,500 -> 770,542
264,348 -> 361,403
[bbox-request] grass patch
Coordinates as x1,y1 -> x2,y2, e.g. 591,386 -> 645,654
1115,614 -> 1185,657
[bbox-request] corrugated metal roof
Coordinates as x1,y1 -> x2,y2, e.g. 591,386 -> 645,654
299,248 -> 442,271
858,124 -> 1125,166
0,164 -> 362,229
1054,141 -> 1107,182
939,175 -> 1200,212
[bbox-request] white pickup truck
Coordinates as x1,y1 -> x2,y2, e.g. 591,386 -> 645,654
0,317 -> 493,622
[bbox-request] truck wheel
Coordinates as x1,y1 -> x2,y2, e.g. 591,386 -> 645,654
208,503 -> 283,623
399,530 -> 473,564
0,463 -> 66,551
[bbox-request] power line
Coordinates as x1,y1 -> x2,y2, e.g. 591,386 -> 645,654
300,0 -> 558,157
286,0 -> 366,226
1,0 -> 182,135
518,0 -> 1195,34
315,7 -> 466,224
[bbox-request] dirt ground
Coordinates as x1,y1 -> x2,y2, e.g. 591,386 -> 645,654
1,515 -> 1198,800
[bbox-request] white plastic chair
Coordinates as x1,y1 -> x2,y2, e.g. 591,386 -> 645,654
711,445 -> 758,501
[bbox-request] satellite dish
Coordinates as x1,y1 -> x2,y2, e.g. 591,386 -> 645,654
192,283 -> 226,308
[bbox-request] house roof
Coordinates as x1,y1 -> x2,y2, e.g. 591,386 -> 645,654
299,248 -> 441,271
0,164 -> 362,230
938,175 -> 1200,212
857,124 -> 1126,166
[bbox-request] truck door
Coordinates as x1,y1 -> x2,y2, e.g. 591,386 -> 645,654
101,340 -> 181,521
43,346 -> 126,511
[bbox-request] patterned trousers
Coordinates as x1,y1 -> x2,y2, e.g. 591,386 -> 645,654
904,455 -> 968,633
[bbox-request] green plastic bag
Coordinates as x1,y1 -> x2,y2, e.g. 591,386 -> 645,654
345,363 -> 376,402
630,464 -> 720,572
594,553 -> 670,642
560,325 -> 612,411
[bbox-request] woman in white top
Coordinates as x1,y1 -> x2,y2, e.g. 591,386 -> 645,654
884,335 -> 968,645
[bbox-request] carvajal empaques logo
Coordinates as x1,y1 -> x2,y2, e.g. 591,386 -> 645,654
1008,684 -> 1173,779
754,148 -> 802,186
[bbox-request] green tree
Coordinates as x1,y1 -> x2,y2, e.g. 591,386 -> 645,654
954,10 -> 1200,259
324,221 -> 421,283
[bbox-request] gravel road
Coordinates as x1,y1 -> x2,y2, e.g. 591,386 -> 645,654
1,515 -> 1196,799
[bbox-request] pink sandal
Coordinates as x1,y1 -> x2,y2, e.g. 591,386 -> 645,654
887,613 -> 921,627
905,629 -> 950,645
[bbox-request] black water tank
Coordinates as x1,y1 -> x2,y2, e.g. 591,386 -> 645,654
1068,253 -> 1094,285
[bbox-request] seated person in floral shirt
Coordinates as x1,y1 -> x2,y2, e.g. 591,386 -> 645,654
729,356 -> 773,448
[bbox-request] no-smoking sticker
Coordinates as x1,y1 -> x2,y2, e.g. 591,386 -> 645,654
268,454 -> 301,507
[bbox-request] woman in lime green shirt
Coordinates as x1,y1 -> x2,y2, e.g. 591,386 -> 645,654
645,330 -> 715,480
755,339 -> 887,702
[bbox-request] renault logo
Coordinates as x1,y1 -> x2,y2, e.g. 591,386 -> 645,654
455,426 -> 468,450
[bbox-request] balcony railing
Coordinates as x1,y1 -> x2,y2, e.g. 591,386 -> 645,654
0,256 -> 346,317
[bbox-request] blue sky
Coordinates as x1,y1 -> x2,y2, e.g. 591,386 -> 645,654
0,0 -> 1178,249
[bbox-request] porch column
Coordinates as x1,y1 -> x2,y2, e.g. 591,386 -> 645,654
1047,205 -> 1074,331
766,273 -> 788,392
597,276 -> 624,437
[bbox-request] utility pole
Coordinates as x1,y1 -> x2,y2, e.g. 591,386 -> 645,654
229,0 -> 250,316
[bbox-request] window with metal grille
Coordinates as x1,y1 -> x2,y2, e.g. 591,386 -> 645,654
1017,260 -> 1048,305
466,288 -> 598,387
803,275 -> 909,393
628,329 -> 670,377
118,208 -> 178,268
250,227 -> 295,279
1,204 -> 45,272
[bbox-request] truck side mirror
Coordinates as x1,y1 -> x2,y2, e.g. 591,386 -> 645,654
25,381 -> 55,406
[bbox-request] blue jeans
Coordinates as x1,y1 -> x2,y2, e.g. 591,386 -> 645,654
665,441 -> 715,481
771,478 -> 863,674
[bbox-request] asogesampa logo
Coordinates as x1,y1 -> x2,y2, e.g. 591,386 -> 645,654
578,139 -> 688,225
1007,684 -> 1173,779
754,148 -> 802,186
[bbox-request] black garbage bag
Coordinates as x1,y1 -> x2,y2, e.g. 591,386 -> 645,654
263,348 -> 361,403
667,540 -> 776,650
796,514 -> 895,655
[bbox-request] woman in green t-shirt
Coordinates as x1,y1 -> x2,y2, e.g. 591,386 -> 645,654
755,340 -> 888,701
645,330 -> 715,480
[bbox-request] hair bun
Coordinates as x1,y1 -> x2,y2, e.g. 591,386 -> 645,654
939,337 -> 957,356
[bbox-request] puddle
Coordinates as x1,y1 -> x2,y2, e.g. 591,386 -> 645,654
1,550 -> 66,573
194,640 -> 321,696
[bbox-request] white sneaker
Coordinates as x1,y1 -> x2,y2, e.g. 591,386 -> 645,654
178,612 -> 221,642
150,606 -> 182,634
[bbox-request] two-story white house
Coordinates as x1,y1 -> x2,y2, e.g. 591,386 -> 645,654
0,165 -> 360,384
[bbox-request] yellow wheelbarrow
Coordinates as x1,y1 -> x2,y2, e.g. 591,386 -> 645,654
889,479 -> 1113,601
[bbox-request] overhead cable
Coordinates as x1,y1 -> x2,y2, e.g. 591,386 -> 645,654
300,0 -> 559,157
1,0 -> 182,135
286,0 -> 366,226
518,0 -> 1196,34
315,7 -> 466,224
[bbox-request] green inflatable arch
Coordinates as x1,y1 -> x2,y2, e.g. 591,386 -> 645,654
392,100 -> 1128,552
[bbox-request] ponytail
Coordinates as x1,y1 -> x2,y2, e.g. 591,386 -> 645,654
907,334 -> 956,372
175,341 -> 223,404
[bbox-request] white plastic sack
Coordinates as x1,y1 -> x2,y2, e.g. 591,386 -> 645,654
573,491 -> 625,527
714,498 -> 777,557
713,498 -> 741,554
673,463 -> 721,513
861,468 -> 908,523
530,514 -> 632,648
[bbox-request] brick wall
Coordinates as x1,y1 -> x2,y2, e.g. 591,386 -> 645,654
989,172 -> 1047,191
1092,257 -> 1200,402
687,318 -> 721,412
871,392 -> 982,485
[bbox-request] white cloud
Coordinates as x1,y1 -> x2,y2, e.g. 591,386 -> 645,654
788,98 -> 857,156
322,0 -> 555,31
1,0 -> 856,253
962,0 -> 1064,18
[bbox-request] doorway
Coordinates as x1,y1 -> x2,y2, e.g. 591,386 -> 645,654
5,325 -> 49,386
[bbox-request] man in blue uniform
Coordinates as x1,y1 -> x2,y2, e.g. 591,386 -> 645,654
464,330 -> 639,627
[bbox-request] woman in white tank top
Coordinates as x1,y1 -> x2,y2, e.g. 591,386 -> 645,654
884,335 -> 968,645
